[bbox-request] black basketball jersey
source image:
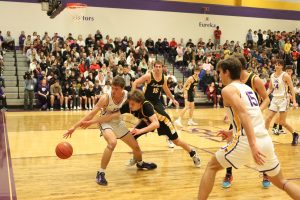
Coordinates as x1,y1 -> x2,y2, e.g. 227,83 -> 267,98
144,72 -> 164,104
187,75 -> 199,93
244,72 -> 256,92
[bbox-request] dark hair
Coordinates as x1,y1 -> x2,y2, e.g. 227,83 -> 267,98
194,66 -> 201,72
233,54 -> 247,69
112,76 -> 125,88
128,90 -> 145,103
217,57 -> 242,80
276,59 -> 285,67
285,65 -> 293,70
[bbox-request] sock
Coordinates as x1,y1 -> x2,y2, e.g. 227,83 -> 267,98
226,167 -> 232,175
278,125 -> 283,130
99,168 -> 105,173
273,123 -> 278,128
137,161 -> 144,165
293,132 -> 299,136
189,150 -> 196,157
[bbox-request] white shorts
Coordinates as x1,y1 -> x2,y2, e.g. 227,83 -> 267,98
269,97 -> 288,112
99,119 -> 129,139
216,134 -> 280,177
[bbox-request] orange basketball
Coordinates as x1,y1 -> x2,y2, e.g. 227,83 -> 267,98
55,142 -> 73,159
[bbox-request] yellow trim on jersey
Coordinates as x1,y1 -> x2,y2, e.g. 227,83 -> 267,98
225,107 -> 242,153
156,112 -> 176,133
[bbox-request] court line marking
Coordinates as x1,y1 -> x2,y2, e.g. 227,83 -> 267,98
2,112 -> 13,200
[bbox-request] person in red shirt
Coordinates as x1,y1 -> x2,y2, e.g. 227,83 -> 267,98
78,60 -> 87,74
169,38 -> 177,48
291,47 -> 299,76
90,60 -> 101,71
214,26 -> 222,49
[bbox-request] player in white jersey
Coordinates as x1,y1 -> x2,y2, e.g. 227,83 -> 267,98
272,65 -> 294,135
198,57 -> 300,200
265,59 -> 299,146
63,76 -> 157,186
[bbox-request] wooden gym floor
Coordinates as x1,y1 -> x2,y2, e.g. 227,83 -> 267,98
2,108 -> 300,200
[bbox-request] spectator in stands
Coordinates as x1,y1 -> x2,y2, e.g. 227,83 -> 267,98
216,81 -> 223,107
202,69 -> 214,93
214,26 -> 222,48
29,59 -> 38,72
252,30 -> 258,45
145,38 -> 155,54
155,38 -> 163,55
0,31 -> 3,49
174,79 -> 184,107
79,83 -> 87,110
24,71 -> 36,110
90,59 -> 100,71
2,31 -> 14,51
95,30 -> 103,42
37,79 -> 49,110
50,79 -> 64,110
93,80 -> 102,103
102,80 -> 111,94
186,39 -> 194,48
206,39 -> 214,49
19,31 -> 26,53
206,82 -> 217,107
70,81 -> 79,110
62,82 -> 72,110
246,29 -> 253,48
139,58 -> 148,74
0,53 -> 3,70
0,86 -> 7,111
86,83 -> 95,110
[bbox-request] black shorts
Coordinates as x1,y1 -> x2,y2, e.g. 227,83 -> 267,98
187,91 -> 194,102
134,102 -> 178,141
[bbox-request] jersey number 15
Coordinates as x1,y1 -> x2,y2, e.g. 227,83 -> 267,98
245,91 -> 258,107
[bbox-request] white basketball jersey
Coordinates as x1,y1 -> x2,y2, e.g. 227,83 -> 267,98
271,72 -> 287,98
225,82 -> 268,137
102,90 -> 128,115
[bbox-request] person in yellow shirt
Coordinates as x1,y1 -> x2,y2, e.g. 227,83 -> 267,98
284,40 -> 292,55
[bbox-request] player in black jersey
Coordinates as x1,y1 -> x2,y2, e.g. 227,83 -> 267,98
132,60 -> 179,148
219,54 -> 271,189
174,66 -> 200,127
80,90 -> 201,167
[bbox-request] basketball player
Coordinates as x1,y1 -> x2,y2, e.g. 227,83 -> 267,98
63,76 -> 157,186
265,59 -> 299,146
132,60 -> 179,148
80,89 -> 201,167
198,57 -> 300,200
272,65 -> 294,135
174,66 -> 200,127
221,54 -> 271,188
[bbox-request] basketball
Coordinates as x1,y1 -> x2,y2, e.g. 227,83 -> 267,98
55,142 -> 73,159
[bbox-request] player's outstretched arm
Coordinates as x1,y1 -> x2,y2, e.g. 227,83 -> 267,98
80,112 -> 121,129
132,73 -> 150,90
63,94 -> 108,138
131,114 -> 160,136
222,86 -> 266,165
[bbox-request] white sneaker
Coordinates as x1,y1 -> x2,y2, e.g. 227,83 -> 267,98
78,106 -> 81,110
126,158 -> 137,166
174,119 -> 183,128
167,139 -> 175,148
188,120 -> 198,126
192,152 -> 201,167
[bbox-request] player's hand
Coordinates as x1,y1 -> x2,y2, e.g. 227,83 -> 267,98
217,130 -> 233,142
80,121 -> 93,129
130,128 -> 143,136
173,99 -> 179,107
63,127 -> 75,139
293,102 -> 298,109
250,145 -> 266,165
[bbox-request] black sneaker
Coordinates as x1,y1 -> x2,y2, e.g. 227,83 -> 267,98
136,162 -> 157,170
96,171 -> 108,186
292,133 -> 299,146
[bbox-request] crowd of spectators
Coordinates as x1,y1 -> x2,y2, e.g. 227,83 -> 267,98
0,27 -> 300,110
